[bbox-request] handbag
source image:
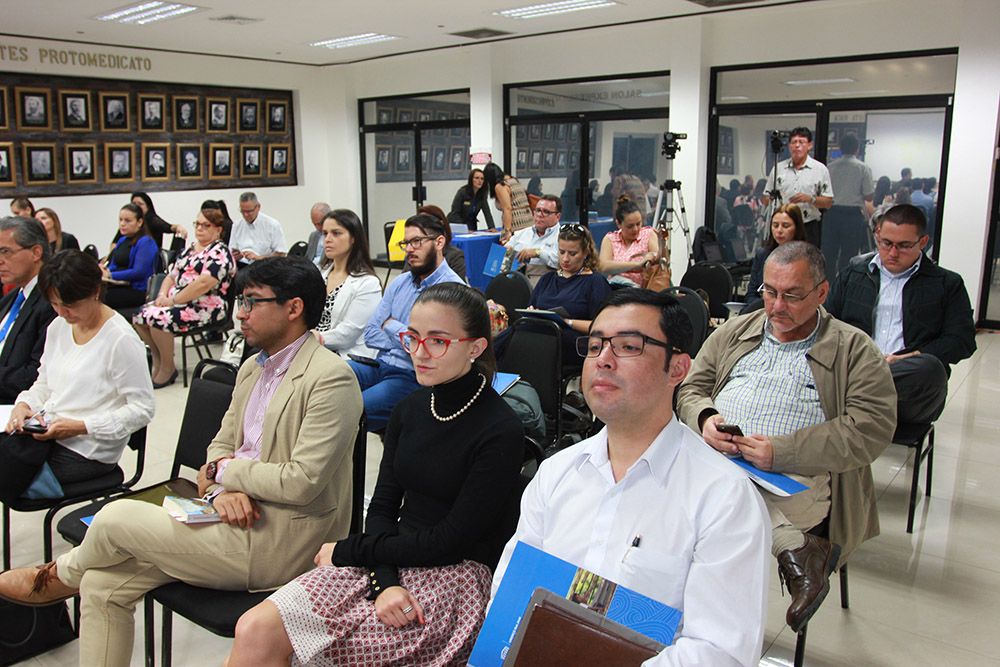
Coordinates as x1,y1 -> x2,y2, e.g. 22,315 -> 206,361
641,227 -> 671,291
0,599 -> 76,665
526,192 -> 541,213
220,331 -> 245,366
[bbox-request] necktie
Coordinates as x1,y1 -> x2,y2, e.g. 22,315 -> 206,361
0,289 -> 25,342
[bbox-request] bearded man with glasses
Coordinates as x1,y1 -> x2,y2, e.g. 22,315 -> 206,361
349,214 -> 463,432
677,240 -> 895,635
826,204 -> 975,426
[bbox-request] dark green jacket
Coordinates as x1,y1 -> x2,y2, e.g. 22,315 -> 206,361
826,252 -> 976,368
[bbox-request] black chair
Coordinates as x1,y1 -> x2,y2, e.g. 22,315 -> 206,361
500,318 -> 564,449
287,240 -> 308,257
485,270 -> 533,315
116,272 -> 167,323
892,422 -> 935,534
661,286 -> 710,357
144,413 -> 368,666
383,221 -> 406,287
82,244 -> 99,260
177,281 -> 237,387
793,517 -> 851,667
3,427 -> 146,570
680,261 -> 734,320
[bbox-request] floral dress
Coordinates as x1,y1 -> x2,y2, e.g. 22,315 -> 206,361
133,240 -> 235,333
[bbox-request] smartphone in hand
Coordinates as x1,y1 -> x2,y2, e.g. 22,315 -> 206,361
716,423 -> 744,437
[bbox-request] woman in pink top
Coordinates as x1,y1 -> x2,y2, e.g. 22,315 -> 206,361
598,198 -> 661,286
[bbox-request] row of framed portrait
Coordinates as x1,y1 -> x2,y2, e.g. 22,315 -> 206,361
0,85 -> 289,135
374,106 -> 469,138
515,122 -> 582,143
376,144 -> 469,178
515,147 -> 583,174
0,141 -> 291,186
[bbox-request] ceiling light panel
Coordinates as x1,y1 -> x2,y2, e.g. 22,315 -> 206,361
310,33 -> 400,49
94,2 -> 203,24
494,0 -> 621,20
782,77 -> 857,86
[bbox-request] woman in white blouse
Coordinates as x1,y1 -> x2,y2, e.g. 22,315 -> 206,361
0,250 -> 155,503
313,209 -> 381,358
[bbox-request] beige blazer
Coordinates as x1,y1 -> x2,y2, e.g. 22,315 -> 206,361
206,335 -> 363,591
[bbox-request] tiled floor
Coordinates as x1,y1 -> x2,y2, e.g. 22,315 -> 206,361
9,329 -> 1000,665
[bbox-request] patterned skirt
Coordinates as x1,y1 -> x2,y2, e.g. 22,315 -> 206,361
268,560 -> 493,667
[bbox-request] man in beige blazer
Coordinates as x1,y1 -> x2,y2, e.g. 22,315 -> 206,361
0,257 -> 364,667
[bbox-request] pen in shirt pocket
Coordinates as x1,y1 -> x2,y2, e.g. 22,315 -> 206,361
622,534 -> 642,563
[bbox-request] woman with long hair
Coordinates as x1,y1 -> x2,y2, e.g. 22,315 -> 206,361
447,168 -> 494,232
745,203 -> 807,303
599,198 -> 661,286
313,208 -> 381,358
226,282 -> 523,667
102,203 -> 158,309
482,162 -> 533,243
35,208 -> 79,253
112,192 -> 187,251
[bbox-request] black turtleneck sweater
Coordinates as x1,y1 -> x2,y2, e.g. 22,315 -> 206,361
332,368 -> 523,596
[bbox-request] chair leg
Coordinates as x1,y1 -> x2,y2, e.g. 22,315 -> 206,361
907,440 -> 922,534
43,505 -> 59,563
161,606 -> 173,667
144,596 -> 156,667
3,503 -> 10,571
839,563 -> 849,609
793,623 -> 807,667
925,428 -> 935,497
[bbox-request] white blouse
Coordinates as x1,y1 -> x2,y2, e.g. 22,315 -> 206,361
16,313 -> 155,464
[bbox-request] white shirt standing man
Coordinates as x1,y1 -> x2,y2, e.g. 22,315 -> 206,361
231,192 -> 287,268
764,127 -> 833,248
492,288 -> 770,666
504,193 -> 561,286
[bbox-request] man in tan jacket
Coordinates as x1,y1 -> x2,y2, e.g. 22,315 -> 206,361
677,241 -> 895,634
0,257 -> 363,667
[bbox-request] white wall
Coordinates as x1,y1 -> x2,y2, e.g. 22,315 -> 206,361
865,111 -> 946,181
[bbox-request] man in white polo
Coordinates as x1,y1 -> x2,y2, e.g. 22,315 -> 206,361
231,192 -> 287,269
503,194 -> 560,286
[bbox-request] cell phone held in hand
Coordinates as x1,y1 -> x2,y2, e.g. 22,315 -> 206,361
716,423 -> 744,437
21,423 -> 47,434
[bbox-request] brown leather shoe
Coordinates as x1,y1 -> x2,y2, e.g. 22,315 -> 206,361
0,561 -> 78,607
777,534 -> 841,633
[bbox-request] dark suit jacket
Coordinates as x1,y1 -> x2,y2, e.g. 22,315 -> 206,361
0,286 -> 56,403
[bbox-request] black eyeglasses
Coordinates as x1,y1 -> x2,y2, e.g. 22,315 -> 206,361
236,295 -> 280,313
875,234 -> 923,251
756,283 -> 821,303
576,334 -> 682,358
534,207 -> 558,217
396,235 -> 439,251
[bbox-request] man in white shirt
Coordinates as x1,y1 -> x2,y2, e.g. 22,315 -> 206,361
493,288 -> 770,666
304,202 -> 331,266
764,127 -> 833,248
503,194 -> 560,286
231,192 -> 287,268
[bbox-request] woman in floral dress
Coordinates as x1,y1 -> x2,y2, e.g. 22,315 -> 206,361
133,207 -> 235,388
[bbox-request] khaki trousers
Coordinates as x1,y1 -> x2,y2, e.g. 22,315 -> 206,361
55,499 -> 252,667
764,472 -> 831,556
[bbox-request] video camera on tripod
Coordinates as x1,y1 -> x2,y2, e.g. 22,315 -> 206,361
662,131 -> 688,161
651,131 -> 694,267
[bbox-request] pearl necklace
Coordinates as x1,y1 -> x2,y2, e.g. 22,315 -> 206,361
430,373 -> 486,422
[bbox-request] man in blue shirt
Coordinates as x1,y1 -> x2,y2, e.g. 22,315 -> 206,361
349,214 -> 463,431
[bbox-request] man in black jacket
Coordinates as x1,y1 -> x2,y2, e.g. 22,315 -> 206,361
0,216 -> 55,402
826,204 -> 975,425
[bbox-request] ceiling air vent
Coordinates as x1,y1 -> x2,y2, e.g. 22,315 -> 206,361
210,15 -> 263,26
448,28 -> 513,40
685,0 -> 767,7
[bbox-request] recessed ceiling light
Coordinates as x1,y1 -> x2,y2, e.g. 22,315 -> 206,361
638,91 -> 670,97
720,95 -> 750,101
94,2 -> 202,24
494,0 -> 621,20
782,77 -> 856,86
827,89 -> 890,96
310,33 -> 400,49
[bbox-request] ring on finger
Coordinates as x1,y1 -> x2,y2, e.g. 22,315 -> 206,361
401,604 -> 413,614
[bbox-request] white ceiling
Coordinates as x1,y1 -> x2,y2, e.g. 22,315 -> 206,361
1,0 -> 817,67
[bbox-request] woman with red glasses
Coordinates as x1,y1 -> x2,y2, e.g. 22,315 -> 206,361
227,282 -> 523,667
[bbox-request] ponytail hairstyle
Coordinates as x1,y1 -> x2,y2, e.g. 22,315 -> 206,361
413,282 -> 496,385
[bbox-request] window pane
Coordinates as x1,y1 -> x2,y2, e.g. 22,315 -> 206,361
363,91 -> 470,126
512,121 -> 586,220
510,75 -> 669,115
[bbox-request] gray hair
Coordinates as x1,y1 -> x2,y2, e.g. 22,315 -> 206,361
311,202 -> 331,217
0,216 -> 51,263
239,192 -> 259,206
765,240 -> 825,285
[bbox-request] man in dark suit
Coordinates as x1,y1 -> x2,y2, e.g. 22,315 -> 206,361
0,216 -> 55,403
304,202 -> 331,265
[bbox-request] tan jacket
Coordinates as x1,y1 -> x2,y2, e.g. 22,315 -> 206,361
206,335 -> 363,591
676,308 -> 896,560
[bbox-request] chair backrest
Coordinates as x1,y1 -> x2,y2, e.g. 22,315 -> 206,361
145,273 -> 167,301
680,261 -> 734,319
350,415 -> 367,535
157,249 -> 170,273
82,244 -> 99,260
171,363 -> 237,476
661,286 -> 710,357
196,358 -> 240,386
499,318 -> 562,436
485,271 -> 533,313
288,240 -> 308,257
383,221 -> 404,267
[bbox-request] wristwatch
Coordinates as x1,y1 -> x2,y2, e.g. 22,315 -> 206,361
205,456 -> 231,483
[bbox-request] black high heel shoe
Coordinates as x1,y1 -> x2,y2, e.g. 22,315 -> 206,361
152,370 -> 178,389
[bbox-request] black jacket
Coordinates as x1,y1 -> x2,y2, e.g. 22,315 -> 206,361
826,251 -> 976,367
0,286 -> 56,403
447,186 -> 494,232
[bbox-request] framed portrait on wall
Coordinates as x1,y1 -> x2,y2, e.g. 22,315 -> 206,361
23,143 -> 57,185
0,143 -> 16,186
433,147 -> 446,172
394,146 -> 411,174
16,87 -> 51,131
266,100 -> 287,133
241,144 -> 262,177
268,144 -> 290,177
207,98 -> 230,133
375,145 -> 390,174
99,92 -> 129,131
569,151 -> 579,169
516,125 -> 526,140
569,124 -> 579,142
377,108 -> 392,125
421,147 -> 429,172
434,111 -> 449,136
556,149 -> 567,170
0,87 -> 7,130
543,149 -> 554,171
65,144 -> 96,183
237,99 -> 259,133
397,109 -> 413,124
59,90 -> 91,132
105,143 -> 135,182
529,124 -> 540,140
516,149 -> 527,171
173,96 -> 198,132
177,144 -> 202,180
450,146 -> 465,171
451,114 -> 466,138
142,143 -> 170,181
556,124 -> 567,141
543,124 -> 553,141
139,94 -> 165,131
530,149 -> 541,170
209,143 -> 233,179
417,111 -> 431,123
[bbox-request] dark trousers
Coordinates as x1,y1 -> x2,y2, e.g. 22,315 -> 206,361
0,434 -> 116,504
891,354 -> 948,425
104,285 -> 147,309
823,206 -> 869,277
804,219 -> 822,249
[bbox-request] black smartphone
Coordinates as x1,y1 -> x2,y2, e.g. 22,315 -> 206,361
21,423 -> 47,434
716,423 -> 744,437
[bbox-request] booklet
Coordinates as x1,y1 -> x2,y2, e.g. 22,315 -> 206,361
163,495 -> 221,523
725,454 -> 808,496
492,372 -> 520,396
484,243 -> 521,277
469,542 -> 682,667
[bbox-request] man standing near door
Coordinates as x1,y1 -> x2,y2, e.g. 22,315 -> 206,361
764,127 -> 834,248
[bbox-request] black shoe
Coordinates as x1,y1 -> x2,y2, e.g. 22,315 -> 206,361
153,370 -> 178,389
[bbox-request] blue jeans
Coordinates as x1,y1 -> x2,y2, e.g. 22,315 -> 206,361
348,359 -> 421,432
